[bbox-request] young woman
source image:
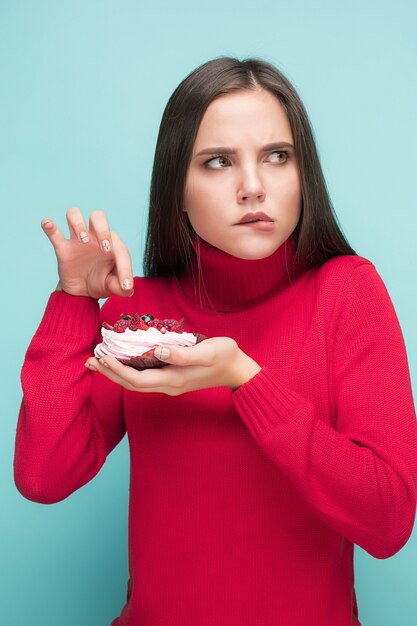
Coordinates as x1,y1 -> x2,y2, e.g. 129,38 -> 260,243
15,57 -> 417,625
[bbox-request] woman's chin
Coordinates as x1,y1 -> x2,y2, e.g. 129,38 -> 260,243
222,239 -> 286,260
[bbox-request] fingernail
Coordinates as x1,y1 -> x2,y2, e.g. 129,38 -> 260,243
96,355 -> 109,368
85,362 -> 98,371
155,347 -> 170,360
123,278 -> 132,290
79,231 -> 89,243
41,218 -> 52,228
102,239 -> 111,253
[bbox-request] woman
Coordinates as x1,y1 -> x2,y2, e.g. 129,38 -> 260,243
15,57 -> 417,625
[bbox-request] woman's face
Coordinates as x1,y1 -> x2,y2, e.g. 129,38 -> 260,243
183,89 -> 302,260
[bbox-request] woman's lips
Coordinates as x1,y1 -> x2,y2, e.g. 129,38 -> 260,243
234,211 -> 275,231
237,220 -> 275,231
236,211 -> 274,224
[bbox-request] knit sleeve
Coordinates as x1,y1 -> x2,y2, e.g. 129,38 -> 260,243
232,263 -> 417,558
14,291 -> 126,504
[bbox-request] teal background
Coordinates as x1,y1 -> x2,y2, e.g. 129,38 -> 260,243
1,1 -> 416,624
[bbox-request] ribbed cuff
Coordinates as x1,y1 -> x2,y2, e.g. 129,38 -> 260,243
232,367 -> 302,438
35,290 -> 100,339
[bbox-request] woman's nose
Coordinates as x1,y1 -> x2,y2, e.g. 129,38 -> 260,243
236,167 -> 266,203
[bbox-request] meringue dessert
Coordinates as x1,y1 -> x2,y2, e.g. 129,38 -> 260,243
94,313 -> 206,370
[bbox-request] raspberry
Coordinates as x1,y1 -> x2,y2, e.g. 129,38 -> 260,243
160,319 -> 173,330
165,318 -> 185,333
147,317 -> 185,333
129,313 -> 148,331
113,319 -> 130,333
146,318 -> 162,329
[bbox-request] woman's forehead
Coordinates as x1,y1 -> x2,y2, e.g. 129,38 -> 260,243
194,89 -> 293,148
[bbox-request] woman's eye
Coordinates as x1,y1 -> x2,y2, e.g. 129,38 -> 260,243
267,150 -> 288,163
204,155 -> 230,169
203,151 -> 288,168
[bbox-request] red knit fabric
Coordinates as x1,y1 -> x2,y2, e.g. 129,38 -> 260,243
15,237 -> 417,625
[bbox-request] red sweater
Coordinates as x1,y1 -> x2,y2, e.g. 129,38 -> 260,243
15,237 -> 417,625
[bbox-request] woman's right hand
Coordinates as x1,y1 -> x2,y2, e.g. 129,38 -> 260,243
41,207 -> 134,300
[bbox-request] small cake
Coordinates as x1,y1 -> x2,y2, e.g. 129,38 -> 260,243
94,313 -> 206,370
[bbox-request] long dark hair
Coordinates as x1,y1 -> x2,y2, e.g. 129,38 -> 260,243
144,56 -> 356,276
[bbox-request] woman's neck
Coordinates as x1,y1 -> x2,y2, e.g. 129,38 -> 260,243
178,236 -> 303,312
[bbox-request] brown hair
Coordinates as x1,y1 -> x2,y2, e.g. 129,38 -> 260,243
143,56 -> 356,276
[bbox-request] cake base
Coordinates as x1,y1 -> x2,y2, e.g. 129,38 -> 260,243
115,333 -> 207,371
118,349 -> 167,371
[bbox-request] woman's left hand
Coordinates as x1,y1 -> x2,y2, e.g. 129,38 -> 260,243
85,337 -> 261,395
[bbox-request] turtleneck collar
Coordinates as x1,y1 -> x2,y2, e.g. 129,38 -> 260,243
177,235 -> 304,312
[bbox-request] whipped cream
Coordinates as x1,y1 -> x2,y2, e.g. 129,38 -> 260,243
94,326 -> 198,360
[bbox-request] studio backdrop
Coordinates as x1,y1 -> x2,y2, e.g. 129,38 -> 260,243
1,1 -> 416,625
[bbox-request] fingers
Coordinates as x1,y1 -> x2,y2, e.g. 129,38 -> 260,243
110,231 -> 134,292
85,357 -> 137,390
46,208 -> 119,257
43,207 -> 134,296
66,208 -> 134,291
66,207 -> 90,244
154,339 -> 220,367
88,210 -> 113,254
85,338 -> 255,396
42,208 -> 96,248
85,356 -> 164,392
41,218 -> 66,251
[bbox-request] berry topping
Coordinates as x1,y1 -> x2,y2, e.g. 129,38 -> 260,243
146,317 -> 185,333
146,319 -> 164,331
163,318 -> 185,332
103,313 -> 186,334
129,313 -> 148,331
113,319 -> 131,333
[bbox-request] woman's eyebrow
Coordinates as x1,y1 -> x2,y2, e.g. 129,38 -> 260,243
194,141 -> 294,157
